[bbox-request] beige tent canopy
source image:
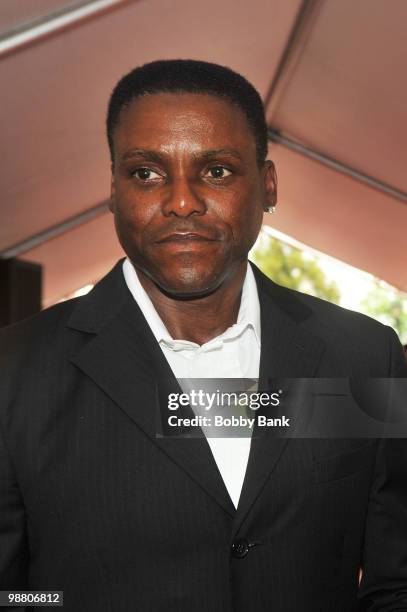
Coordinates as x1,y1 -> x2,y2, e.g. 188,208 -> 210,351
0,0 -> 406,306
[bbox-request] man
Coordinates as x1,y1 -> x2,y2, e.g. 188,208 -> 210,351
0,60 -> 406,611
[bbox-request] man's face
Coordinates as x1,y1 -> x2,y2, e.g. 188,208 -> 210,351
110,93 -> 276,297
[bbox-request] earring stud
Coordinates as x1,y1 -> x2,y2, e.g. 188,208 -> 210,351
265,206 -> 276,214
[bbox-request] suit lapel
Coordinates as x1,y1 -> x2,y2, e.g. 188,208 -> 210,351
67,260 -> 327,526
232,264 -> 326,535
68,261 -> 235,517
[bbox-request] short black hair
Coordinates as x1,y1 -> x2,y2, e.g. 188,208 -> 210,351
106,59 -> 268,165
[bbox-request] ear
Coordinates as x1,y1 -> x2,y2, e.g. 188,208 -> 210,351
109,164 -> 115,213
263,160 -> 277,210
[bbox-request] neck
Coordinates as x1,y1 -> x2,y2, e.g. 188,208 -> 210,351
136,263 -> 248,345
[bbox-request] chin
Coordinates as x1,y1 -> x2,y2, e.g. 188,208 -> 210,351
156,266 -> 223,299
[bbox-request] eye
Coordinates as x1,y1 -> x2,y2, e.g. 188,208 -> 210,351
132,167 -> 162,182
204,166 -> 232,179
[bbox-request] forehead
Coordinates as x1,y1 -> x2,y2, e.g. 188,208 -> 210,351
113,92 -> 256,156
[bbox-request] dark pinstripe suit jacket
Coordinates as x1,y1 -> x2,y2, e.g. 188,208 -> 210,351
1,260 -> 406,611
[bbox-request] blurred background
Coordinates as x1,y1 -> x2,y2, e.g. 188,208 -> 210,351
0,0 -> 406,342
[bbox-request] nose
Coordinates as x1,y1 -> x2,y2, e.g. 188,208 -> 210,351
162,176 -> 206,217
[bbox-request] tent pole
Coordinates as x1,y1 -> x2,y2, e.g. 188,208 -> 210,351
264,0 -> 324,115
0,0 -> 133,57
267,129 -> 407,203
0,201 -> 109,259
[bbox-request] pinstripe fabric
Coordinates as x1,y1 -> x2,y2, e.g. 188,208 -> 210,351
0,260 -> 406,611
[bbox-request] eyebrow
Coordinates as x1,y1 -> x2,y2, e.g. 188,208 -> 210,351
196,149 -> 243,162
120,148 -> 243,163
121,149 -> 164,163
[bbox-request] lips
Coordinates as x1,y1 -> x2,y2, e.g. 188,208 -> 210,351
156,232 -> 219,243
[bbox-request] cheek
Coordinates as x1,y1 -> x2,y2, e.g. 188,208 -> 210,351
230,181 -> 263,217
228,196 -> 264,243
114,190 -> 157,231
113,206 -> 149,256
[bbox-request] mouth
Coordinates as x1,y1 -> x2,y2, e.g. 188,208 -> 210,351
156,233 -> 219,243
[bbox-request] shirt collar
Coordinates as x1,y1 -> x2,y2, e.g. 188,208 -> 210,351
122,258 -> 261,349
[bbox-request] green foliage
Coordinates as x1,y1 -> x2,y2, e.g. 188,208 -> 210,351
361,285 -> 407,344
251,232 -> 340,303
251,230 -> 407,344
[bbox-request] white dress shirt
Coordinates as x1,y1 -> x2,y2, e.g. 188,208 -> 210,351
123,258 -> 261,508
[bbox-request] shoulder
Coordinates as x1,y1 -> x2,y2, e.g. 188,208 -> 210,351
283,283 -> 384,334
0,297 -> 79,339
251,262 -> 406,376
0,259 -> 127,366
291,289 -> 406,375
253,260 -> 385,333
0,298 -> 79,371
